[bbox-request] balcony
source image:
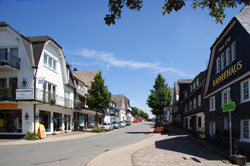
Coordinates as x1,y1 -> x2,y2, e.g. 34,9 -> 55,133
35,89 -> 74,109
0,52 -> 20,70
14,88 -> 74,109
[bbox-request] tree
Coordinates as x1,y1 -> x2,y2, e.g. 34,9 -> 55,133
139,111 -> 149,120
131,107 -> 139,117
104,0 -> 250,25
147,74 -> 172,125
86,73 -> 111,129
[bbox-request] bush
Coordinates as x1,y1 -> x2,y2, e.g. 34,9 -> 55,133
153,127 -> 164,133
23,132 -> 39,140
92,128 -> 106,133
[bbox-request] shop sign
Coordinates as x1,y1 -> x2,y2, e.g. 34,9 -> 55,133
213,60 -> 243,87
223,102 -> 236,112
0,103 -> 17,109
36,124 -> 46,139
16,89 -> 33,100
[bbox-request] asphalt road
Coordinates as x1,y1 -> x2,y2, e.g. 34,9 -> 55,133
0,122 -> 153,166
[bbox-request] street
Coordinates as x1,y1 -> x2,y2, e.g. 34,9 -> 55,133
0,122 -> 153,166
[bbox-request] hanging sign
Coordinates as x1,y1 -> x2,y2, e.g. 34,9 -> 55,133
223,102 -> 236,112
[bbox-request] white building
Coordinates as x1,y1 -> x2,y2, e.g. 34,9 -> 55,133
0,22 -> 75,135
111,94 -> 132,122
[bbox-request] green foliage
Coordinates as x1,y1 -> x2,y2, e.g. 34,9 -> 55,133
147,74 -> 172,117
139,110 -> 149,120
23,132 -> 39,140
92,128 -> 106,133
86,73 -> 111,112
85,73 -> 111,128
105,0 -> 250,25
74,120 -> 79,130
0,83 -> 12,100
131,107 -> 139,117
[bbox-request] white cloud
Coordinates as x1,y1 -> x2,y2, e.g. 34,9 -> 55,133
77,48 -> 193,77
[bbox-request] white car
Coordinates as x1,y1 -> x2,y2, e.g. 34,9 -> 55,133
119,121 -> 126,127
101,123 -> 113,131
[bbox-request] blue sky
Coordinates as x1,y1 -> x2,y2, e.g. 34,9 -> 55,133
0,0 -> 243,118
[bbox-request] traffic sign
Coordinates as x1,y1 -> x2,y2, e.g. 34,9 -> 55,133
223,102 -> 236,112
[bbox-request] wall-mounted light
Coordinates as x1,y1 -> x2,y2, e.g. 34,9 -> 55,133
25,112 -> 29,120
22,78 -> 27,87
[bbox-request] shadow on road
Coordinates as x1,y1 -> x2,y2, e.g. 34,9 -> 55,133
125,132 -> 152,135
155,136 -> 225,161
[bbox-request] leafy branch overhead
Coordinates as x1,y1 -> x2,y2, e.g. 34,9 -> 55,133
104,0 -> 250,25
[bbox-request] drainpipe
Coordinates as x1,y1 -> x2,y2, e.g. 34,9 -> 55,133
33,67 -> 38,133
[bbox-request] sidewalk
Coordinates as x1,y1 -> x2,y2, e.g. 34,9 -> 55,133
0,131 -> 98,146
86,126 -> 233,166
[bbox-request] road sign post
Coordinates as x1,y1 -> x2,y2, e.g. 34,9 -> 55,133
223,101 -> 236,158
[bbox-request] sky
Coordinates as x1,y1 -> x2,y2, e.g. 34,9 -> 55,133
0,0 -> 244,118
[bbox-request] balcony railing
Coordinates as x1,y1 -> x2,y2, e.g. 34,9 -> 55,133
0,53 -> 20,70
35,89 -> 73,109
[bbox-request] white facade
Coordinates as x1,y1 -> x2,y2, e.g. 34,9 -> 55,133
0,23 -> 75,135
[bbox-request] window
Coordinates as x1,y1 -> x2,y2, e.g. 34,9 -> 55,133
185,104 -> 187,112
226,48 -> 231,66
190,85 -> 192,92
241,79 -> 250,103
189,101 -> 192,110
184,91 -> 187,98
209,122 -> 216,136
209,96 -> 215,111
196,78 -> 199,87
241,120 -> 250,142
224,117 -> 228,130
198,117 -> 202,128
0,47 -> 18,57
198,95 -> 201,106
10,48 -> 18,57
221,53 -> 225,69
231,42 -> 236,61
43,53 -> 57,71
193,98 -> 196,109
216,57 -> 221,73
193,82 -> 195,90
43,81 -> 56,103
43,53 -> 47,65
221,88 -> 230,107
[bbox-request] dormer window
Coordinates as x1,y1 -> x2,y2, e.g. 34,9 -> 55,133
44,52 -> 57,71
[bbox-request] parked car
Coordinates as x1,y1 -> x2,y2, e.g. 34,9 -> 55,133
101,123 -> 114,131
133,119 -> 140,123
125,120 -> 131,126
112,121 -> 120,129
119,121 -> 126,127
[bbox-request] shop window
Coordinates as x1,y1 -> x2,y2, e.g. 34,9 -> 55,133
241,79 -> 250,103
226,48 -> 231,66
224,117 -> 228,130
209,96 -> 215,112
64,114 -> 71,130
231,42 -> 236,61
39,110 -> 51,132
198,117 -> 202,128
221,88 -> 230,107
0,109 -> 22,133
241,120 -> 250,142
53,112 -> 62,131
209,122 -> 216,136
